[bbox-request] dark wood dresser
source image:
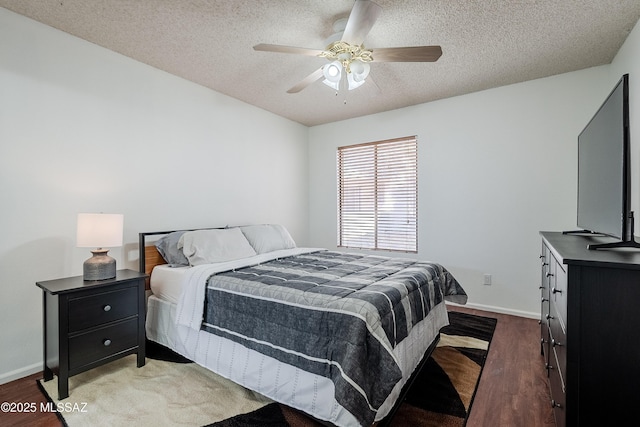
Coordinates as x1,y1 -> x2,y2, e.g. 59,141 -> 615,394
36,269 -> 147,399
539,231 -> 640,427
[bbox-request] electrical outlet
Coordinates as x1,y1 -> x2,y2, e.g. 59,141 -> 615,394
483,274 -> 492,286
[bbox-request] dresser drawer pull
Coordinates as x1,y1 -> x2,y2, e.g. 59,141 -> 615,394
541,297 -> 548,302
103,305 -> 112,312
545,363 -> 554,371
546,272 -> 554,278
542,262 -> 548,266
552,287 -> 562,294
551,399 -> 562,408
546,314 -> 554,320
552,339 -> 563,347
103,339 -> 112,346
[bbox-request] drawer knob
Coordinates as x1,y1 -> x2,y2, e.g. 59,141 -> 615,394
541,297 -> 548,302
103,339 -> 112,346
552,287 -> 562,295
546,272 -> 554,278
551,399 -> 562,408
103,305 -> 112,312
546,314 -> 554,320
552,339 -> 563,347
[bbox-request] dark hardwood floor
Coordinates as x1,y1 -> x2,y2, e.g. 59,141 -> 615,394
449,305 -> 555,427
0,305 -> 555,427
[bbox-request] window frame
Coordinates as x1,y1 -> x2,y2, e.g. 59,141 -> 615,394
337,135 -> 418,253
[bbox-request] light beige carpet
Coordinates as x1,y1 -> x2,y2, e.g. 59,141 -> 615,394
38,355 -> 272,426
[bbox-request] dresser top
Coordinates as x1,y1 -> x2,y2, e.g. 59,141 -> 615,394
36,269 -> 147,294
541,231 -> 640,269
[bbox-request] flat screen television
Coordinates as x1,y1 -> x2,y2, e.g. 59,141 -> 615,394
569,73 -> 638,250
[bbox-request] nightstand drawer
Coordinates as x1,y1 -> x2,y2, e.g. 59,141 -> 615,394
69,287 -> 138,332
69,318 -> 138,370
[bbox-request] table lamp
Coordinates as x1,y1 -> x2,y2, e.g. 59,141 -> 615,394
77,213 -> 123,281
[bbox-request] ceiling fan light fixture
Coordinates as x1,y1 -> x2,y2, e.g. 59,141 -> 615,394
347,72 -> 365,90
322,61 -> 342,90
346,60 -> 369,90
255,0 -> 442,94
350,60 -> 370,82
322,79 -> 340,90
323,61 -> 342,82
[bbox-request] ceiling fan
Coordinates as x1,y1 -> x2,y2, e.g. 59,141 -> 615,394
253,0 -> 442,94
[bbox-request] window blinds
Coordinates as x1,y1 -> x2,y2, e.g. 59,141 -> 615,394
337,136 -> 417,252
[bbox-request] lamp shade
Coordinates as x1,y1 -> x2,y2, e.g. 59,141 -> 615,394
77,213 -> 123,248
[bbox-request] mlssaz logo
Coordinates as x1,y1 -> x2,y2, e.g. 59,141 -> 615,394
40,402 -> 89,413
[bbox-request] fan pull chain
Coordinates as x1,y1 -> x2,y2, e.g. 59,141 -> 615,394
334,90 -> 348,105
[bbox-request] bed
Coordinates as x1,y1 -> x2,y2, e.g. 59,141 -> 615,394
139,225 -> 467,426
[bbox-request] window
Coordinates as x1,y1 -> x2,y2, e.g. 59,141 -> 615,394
337,136 -> 418,252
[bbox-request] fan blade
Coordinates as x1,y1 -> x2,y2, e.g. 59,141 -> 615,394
371,46 -> 442,62
253,43 -> 324,57
342,0 -> 382,45
287,68 -> 324,93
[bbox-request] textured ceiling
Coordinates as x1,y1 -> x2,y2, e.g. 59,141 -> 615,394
2,0 -> 639,126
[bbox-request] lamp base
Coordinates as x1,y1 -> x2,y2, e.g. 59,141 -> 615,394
83,249 -> 116,281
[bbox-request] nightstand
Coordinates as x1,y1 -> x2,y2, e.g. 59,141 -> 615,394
36,269 -> 147,399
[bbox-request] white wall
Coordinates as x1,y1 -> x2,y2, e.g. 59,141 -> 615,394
308,67 -> 618,318
611,19 -> 640,230
0,8 -> 308,383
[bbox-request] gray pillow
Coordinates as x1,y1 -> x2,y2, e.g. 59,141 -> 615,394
155,231 -> 189,267
240,224 -> 296,254
177,228 -> 257,266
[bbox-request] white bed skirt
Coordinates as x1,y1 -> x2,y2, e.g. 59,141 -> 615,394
146,294 -> 449,426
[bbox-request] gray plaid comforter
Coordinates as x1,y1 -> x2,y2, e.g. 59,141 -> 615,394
200,250 -> 466,425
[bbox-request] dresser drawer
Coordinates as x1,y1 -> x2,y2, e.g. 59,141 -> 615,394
540,261 -> 551,358
69,318 -> 139,370
549,330 -> 566,391
549,300 -> 567,386
551,260 -> 567,330
69,286 -> 138,332
548,360 -> 566,427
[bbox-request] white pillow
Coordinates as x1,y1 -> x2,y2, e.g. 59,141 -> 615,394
178,228 -> 257,266
240,224 -> 297,254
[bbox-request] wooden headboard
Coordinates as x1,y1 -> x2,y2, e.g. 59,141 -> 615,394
138,231 -> 172,289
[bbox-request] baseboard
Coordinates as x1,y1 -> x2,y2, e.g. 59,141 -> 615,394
0,362 -> 42,385
447,301 -> 539,320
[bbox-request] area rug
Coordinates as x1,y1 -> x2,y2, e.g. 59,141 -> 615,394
37,311 -> 496,427
390,311 -> 497,426
208,311 -> 497,427
37,351 -> 272,426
